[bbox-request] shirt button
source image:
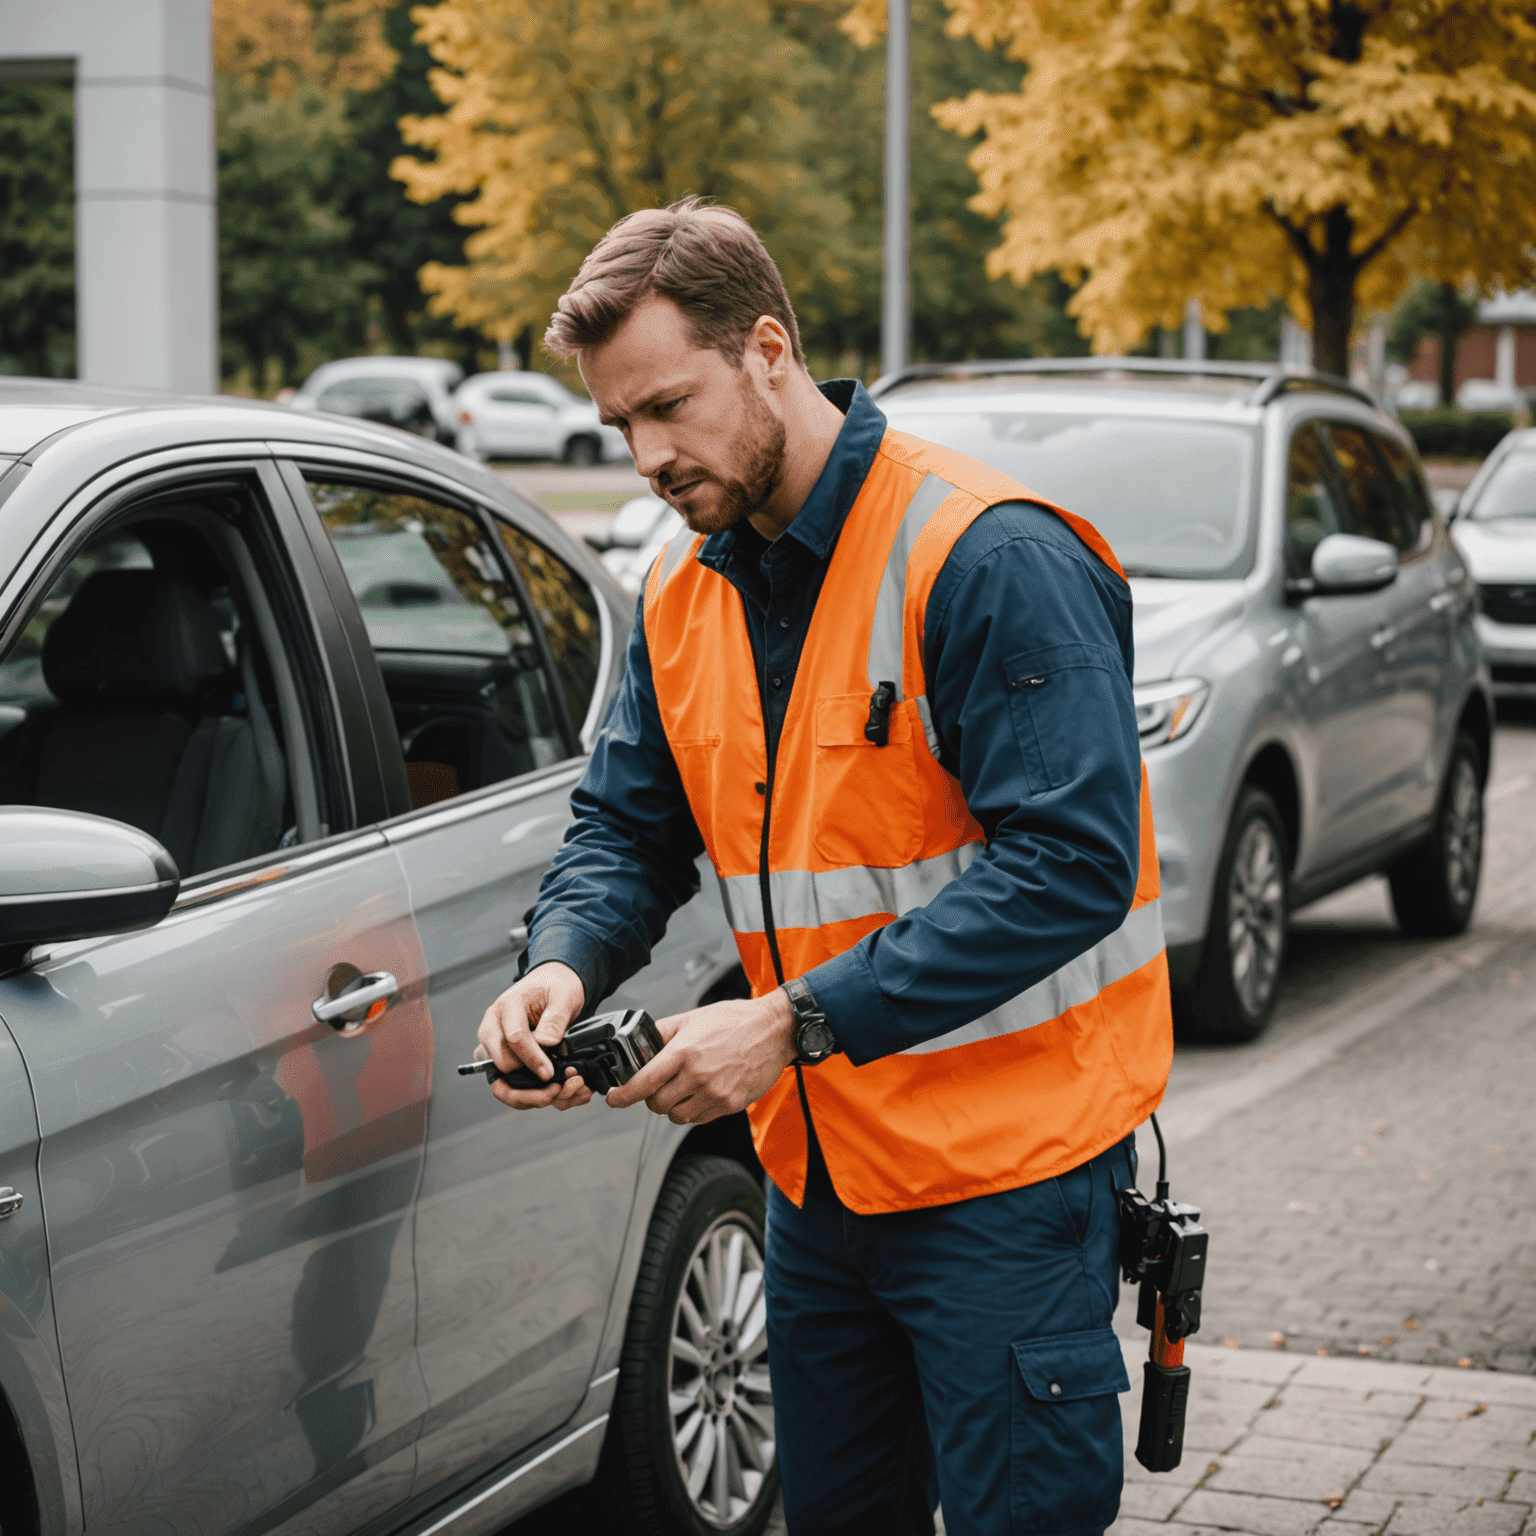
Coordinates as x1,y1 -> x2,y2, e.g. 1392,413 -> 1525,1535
778,616 -> 791,629
754,781 -> 766,795
771,676 -> 783,689
1049,1382 -> 1063,1397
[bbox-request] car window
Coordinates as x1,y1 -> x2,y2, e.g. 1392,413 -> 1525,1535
497,523 -> 603,737
1327,424 -> 1410,550
879,407 -> 1258,578
1284,423 -> 1348,579
489,389 -> 557,409
0,487 -> 338,874
1467,451 -> 1536,521
1373,433 -> 1436,556
304,477 -> 569,808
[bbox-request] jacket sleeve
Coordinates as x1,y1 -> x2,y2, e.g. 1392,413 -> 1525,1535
804,501 -> 1145,1065
520,596 -> 705,1008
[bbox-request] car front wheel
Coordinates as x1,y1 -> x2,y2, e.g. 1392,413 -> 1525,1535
1175,785 -> 1289,1044
589,1154 -> 778,1535
564,435 -> 600,467
1389,732 -> 1484,937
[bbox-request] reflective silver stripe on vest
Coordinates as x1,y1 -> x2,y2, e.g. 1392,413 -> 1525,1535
717,844 -> 979,934
656,525 -> 696,591
866,472 -> 955,698
913,693 -> 940,756
900,898 -> 1166,1057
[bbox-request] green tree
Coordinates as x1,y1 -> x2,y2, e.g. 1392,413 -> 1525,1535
0,82 -> 76,378
1388,279 -> 1478,407
218,80 -> 381,388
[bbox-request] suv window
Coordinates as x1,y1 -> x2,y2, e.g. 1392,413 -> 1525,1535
489,389 -> 556,409
497,524 -> 603,739
0,488 -> 336,874
1374,433 -> 1436,556
1285,424 -> 1348,578
1327,424 -> 1409,550
305,477 -> 569,808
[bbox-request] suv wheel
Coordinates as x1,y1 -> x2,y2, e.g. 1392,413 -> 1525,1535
564,435 -> 600,467
1389,732 -> 1483,937
590,1155 -> 778,1535
1176,786 -> 1288,1044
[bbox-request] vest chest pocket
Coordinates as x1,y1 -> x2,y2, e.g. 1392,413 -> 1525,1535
809,693 -> 924,869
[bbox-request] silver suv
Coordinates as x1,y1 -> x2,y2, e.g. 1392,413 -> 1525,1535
874,360 -> 1493,1042
0,383 -> 771,1536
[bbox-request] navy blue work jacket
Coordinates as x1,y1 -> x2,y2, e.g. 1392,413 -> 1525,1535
522,381 -> 1144,1065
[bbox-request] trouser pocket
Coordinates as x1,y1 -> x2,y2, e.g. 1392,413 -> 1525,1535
1010,1327 -> 1129,1534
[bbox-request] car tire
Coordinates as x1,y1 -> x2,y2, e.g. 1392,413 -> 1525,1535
1388,732 -> 1483,938
564,435 -> 601,467
588,1154 -> 778,1536
1175,785 -> 1289,1045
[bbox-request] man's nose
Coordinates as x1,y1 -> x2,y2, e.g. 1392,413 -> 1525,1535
629,424 -> 676,481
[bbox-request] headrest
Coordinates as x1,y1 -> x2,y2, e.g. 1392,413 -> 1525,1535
43,570 -> 230,705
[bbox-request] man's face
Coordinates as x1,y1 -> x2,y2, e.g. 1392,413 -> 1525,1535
579,296 -> 786,536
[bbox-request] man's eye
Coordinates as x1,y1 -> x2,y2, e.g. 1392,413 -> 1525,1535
656,396 -> 685,415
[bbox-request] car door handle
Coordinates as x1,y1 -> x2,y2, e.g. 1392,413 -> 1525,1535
1369,625 -> 1398,650
1429,592 -> 1455,612
0,1187 -> 22,1218
312,970 -> 399,1026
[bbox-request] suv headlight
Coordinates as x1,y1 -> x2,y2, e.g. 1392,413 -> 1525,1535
1133,678 -> 1209,747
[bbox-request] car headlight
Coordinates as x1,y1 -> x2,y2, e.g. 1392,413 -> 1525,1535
1133,678 -> 1209,747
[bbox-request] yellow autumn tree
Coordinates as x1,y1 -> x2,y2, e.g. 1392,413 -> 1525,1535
846,0 -> 1536,376
213,0 -> 397,97
393,0 -> 857,356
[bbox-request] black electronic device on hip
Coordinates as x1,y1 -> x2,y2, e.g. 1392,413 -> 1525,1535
457,1008 -> 664,1095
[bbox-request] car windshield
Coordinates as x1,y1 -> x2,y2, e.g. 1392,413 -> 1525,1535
881,406 -> 1258,578
1469,451 -> 1536,521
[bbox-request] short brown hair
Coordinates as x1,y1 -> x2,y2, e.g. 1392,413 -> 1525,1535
545,196 -> 803,365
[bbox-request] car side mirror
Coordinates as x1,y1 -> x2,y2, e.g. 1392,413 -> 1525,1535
1300,534 -> 1400,598
0,807 -> 180,974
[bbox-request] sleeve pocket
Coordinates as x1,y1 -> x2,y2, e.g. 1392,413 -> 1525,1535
1011,1326 -> 1131,1403
1004,641 -> 1126,794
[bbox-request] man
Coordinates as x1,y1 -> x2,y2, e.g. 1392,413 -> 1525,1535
476,197 -> 1172,1535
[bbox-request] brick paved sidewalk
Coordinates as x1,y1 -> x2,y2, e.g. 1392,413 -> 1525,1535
1112,1340 -> 1536,1536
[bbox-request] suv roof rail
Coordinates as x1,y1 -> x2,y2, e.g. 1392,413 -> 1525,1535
868,356 -> 1380,410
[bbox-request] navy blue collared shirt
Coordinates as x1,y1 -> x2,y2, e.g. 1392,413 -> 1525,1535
522,381 -> 1143,1065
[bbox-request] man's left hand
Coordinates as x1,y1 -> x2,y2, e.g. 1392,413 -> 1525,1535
606,989 -> 798,1123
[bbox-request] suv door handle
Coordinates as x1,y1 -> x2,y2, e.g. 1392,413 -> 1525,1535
0,1187 -> 22,1218
1370,625 -> 1398,650
1429,592 -> 1455,612
312,970 -> 399,1026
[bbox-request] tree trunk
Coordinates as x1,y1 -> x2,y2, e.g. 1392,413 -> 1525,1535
1308,207 -> 1357,379
1435,283 -> 1459,409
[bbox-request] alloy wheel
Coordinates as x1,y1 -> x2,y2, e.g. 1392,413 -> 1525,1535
668,1215 -> 776,1528
1444,756 -> 1482,910
1227,817 -> 1285,1016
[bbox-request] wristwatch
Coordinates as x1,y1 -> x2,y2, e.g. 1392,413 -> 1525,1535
781,976 -> 839,1066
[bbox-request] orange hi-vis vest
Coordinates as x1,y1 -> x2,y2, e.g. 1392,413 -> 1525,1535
643,429 -> 1172,1214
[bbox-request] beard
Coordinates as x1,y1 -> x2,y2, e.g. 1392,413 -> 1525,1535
657,382 -> 786,536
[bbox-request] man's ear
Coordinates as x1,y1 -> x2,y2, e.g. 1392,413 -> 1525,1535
748,316 -> 793,388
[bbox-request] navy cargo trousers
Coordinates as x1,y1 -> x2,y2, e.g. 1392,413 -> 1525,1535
764,1133 -> 1136,1536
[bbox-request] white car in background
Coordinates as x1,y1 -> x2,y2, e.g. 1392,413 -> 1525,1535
453,371 -> 629,465
1449,425 -> 1536,698
289,356 -> 464,445
592,493 -> 681,592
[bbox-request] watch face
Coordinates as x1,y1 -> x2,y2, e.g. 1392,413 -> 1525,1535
798,1020 -> 836,1060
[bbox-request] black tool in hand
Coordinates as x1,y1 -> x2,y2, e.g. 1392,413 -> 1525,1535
458,1008 -> 665,1096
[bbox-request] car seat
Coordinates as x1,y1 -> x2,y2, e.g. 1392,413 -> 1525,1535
0,569 -> 288,877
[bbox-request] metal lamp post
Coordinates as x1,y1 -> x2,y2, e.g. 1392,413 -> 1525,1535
881,0 -> 911,379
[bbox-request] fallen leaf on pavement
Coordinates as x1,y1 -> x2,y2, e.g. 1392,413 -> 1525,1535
1372,1121 -> 1387,1137
1269,1332 -> 1286,1347
1206,1461 -> 1220,1475
1324,1492 -> 1345,1509
1380,1336 -> 1395,1346
1220,1337 -> 1242,1349
1315,1347 -> 1328,1356
1453,1403 -> 1488,1420
1457,1357 -> 1474,1368
1357,1345 -> 1374,1356
1404,1318 -> 1420,1331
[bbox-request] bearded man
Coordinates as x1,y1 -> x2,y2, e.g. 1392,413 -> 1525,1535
476,197 -> 1172,1536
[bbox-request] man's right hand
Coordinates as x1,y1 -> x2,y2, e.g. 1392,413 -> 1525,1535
475,962 -> 590,1111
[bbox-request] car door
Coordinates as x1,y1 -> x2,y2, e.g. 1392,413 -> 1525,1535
481,387 -> 562,458
0,460 -> 433,1536
1325,423 -> 1444,840
281,461 -> 694,1499
1284,421 -> 1394,870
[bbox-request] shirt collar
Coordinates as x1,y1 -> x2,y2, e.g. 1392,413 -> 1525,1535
696,379 -> 887,577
